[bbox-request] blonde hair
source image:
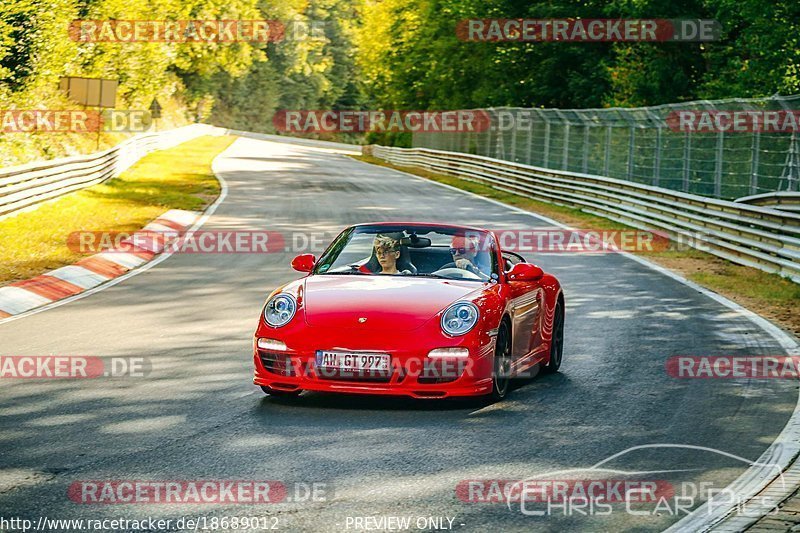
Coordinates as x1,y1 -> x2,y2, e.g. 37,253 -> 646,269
374,234 -> 400,251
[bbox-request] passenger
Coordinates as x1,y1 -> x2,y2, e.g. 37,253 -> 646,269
360,233 -> 403,274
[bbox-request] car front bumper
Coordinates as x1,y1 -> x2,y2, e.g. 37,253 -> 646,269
253,342 -> 495,399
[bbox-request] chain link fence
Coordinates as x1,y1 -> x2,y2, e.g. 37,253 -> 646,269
412,95 -> 800,200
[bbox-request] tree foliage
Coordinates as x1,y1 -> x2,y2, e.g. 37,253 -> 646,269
355,0 -> 800,110
1,0 -> 798,160
0,0 -> 363,159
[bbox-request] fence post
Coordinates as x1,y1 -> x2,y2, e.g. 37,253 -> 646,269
510,110 -> 518,162
627,127 -> 635,180
792,133 -> 799,192
750,131 -> 760,195
604,125 -> 612,176
562,122 -> 570,170
654,127 -> 662,187
714,131 -> 724,198
582,126 -> 590,174
683,131 -> 691,192
526,113 -> 534,165
484,110 -> 493,157
644,108 -> 662,187
495,110 -> 504,160
543,120 -> 551,167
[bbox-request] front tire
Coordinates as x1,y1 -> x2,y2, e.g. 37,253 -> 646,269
489,323 -> 512,401
543,299 -> 564,374
260,386 -> 301,398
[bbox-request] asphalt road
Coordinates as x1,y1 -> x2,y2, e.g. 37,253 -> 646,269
0,137 -> 797,532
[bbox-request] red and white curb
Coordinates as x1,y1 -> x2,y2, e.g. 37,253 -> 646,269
0,209 -> 199,318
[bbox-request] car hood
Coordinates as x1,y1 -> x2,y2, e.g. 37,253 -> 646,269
302,275 -> 485,330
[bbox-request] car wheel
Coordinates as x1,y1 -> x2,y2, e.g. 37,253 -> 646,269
260,386 -> 301,398
489,323 -> 512,401
543,300 -> 564,374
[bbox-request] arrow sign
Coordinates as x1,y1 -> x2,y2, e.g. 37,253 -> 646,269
149,99 -> 162,119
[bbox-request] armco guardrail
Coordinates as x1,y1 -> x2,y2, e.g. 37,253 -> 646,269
369,144 -> 800,283
736,191 -> 800,213
0,124 -> 223,220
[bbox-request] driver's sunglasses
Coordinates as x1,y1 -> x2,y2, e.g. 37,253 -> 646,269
449,247 -> 470,255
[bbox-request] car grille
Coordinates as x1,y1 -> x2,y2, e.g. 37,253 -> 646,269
417,360 -> 467,384
258,351 -> 295,376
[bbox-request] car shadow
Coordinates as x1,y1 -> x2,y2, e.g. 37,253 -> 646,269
259,391 -> 486,411
256,362 -> 567,412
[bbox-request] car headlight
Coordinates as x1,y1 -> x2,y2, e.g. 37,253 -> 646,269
441,301 -> 479,336
264,294 -> 297,327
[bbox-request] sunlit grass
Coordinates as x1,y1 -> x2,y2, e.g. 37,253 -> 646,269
691,265 -> 800,303
0,135 -> 237,284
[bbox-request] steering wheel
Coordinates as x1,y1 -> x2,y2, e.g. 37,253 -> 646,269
430,267 -> 482,280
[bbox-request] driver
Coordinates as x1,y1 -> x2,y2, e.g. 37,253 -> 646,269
450,235 -> 490,276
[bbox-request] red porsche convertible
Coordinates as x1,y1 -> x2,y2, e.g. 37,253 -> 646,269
252,223 -> 564,401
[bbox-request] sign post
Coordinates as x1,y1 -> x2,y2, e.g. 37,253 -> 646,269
59,77 -> 118,149
149,99 -> 163,131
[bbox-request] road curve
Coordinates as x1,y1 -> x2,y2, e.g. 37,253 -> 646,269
0,136 -> 797,532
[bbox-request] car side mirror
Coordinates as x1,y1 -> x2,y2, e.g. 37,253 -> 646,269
507,262 -> 544,282
291,254 -> 316,273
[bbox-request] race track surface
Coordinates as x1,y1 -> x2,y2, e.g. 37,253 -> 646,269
0,137 -> 796,532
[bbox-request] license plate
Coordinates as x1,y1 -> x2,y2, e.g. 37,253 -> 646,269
315,351 -> 390,372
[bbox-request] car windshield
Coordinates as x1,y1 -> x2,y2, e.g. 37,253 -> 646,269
314,225 -> 498,282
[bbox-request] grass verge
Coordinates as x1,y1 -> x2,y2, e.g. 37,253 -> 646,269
0,134 -> 237,285
352,153 -> 800,338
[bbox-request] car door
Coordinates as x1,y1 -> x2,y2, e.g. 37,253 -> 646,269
503,251 -> 543,363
